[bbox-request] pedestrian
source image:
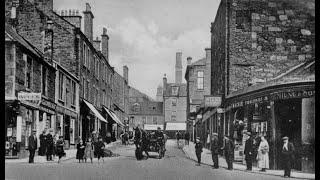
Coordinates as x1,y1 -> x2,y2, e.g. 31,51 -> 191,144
184,131 -> 190,146
256,135 -> 269,172
281,136 -> 295,178
206,130 -> 211,148
195,137 -> 203,166
39,130 -> 47,156
221,135 -> 234,170
105,132 -> 112,144
244,132 -> 254,171
28,129 -> 38,163
210,132 -> 219,169
176,131 -> 181,147
112,130 -> 116,142
46,129 -> 54,161
95,137 -> 105,163
124,132 -> 129,145
76,139 -> 85,163
84,137 -> 94,163
56,136 -> 65,163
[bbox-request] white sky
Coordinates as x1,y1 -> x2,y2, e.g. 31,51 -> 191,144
54,0 -> 221,99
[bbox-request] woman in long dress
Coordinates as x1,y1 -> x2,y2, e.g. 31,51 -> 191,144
56,136 -> 65,163
84,138 -> 94,163
256,136 -> 269,172
76,139 -> 85,163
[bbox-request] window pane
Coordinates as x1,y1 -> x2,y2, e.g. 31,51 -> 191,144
59,73 -> 63,99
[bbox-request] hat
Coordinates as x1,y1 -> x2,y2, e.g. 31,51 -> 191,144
246,132 -> 252,136
212,133 -> 218,136
196,137 -> 200,140
282,136 -> 289,140
32,129 -> 37,132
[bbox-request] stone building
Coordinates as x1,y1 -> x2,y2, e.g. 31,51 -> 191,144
162,52 -> 187,137
5,24 -> 56,158
185,48 -> 211,142
208,0 -> 314,172
128,87 -> 164,131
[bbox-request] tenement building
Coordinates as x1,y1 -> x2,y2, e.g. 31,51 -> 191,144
208,0 -> 314,172
184,48 -> 211,143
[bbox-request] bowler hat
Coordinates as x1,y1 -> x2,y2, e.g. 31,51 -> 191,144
212,133 -> 218,136
282,136 -> 289,140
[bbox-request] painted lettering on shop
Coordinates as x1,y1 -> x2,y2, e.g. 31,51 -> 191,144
271,90 -> 315,100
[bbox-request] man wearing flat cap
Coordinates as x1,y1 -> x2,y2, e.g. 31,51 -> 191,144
210,133 -> 219,168
244,132 -> 254,171
28,129 -> 38,163
281,136 -> 295,178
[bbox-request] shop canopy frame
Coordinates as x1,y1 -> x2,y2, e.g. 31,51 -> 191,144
103,107 -> 125,127
83,100 -> 108,123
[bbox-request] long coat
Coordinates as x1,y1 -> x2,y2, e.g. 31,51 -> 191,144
76,143 -> 86,159
244,137 -> 254,161
46,134 -> 54,155
28,135 -> 38,150
210,137 -> 219,155
223,138 -> 234,161
281,142 -> 295,167
39,133 -> 47,156
195,142 -> 203,155
257,140 -> 269,169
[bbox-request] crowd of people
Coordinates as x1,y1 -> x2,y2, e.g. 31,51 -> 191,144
194,132 -> 296,178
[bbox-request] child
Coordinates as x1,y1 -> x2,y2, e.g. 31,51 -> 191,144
84,138 -> 94,163
76,139 -> 85,163
195,137 -> 203,166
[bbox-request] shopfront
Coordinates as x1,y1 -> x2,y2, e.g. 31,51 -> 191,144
224,82 -> 315,172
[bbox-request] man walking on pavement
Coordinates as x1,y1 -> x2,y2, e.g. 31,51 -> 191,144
210,132 -> 219,169
244,132 -> 254,171
281,136 -> 295,178
184,131 -> 190,146
28,129 -> 37,163
221,135 -> 234,170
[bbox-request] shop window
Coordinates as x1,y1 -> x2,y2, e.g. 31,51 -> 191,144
42,66 -> 48,96
58,72 -> 64,101
26,56 -> 33,89
197,71 -> 204,90
236,10 -> 251,32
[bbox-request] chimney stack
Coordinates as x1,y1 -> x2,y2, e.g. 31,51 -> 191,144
187,57 -> 192,65
93,37 -> 101,51
163,74 -> 167,91
101,27 -> 109,61
123,65 -> 129,83
60,9 -> 82,28
83,3 -> 94,43
205,48 -> 211,60
33,0 -> 53,14
175,52 -> 182,84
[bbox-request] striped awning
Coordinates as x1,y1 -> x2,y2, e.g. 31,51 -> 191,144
83,100 -> 107,123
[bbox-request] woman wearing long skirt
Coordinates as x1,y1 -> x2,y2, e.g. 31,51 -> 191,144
256,136 -> 269,172
56,136 -> 65,163
84,138 -> 94,163
95,137 -> 105,164
76,139 -> 85,163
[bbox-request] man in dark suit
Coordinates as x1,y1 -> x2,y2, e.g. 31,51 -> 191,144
210,133 -> 219,169
244,132 -> 254,171
28,130 -> 38,163
221,135 -> 234,170
281,136 -> 295,178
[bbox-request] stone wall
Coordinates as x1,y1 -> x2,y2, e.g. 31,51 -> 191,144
164,96 -> 187,122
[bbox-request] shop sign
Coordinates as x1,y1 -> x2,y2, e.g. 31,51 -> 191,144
41,98 -> 57,110
270,90 -> 315,100
65,108 -> 77,117
39,106 -> 55,114
204,96 -> 222,107
18,92 -> 41,105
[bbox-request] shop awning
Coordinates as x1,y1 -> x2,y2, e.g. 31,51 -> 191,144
144,124 -> 164,131
103,107 -> 125,127
83,100 -> 107,123
165,122 -> 186,131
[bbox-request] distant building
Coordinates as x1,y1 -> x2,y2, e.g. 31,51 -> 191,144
185,48 -> 211,142
155,85 -> 163,102
128,87 -> 164,131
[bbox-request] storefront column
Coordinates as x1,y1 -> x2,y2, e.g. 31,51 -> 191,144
16,116 -> 22,154
301,97 -> 315,172
270,101 -> 277,169
35,110 -> 40,148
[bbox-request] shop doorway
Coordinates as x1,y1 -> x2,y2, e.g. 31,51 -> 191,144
275,98 -> 302,170
64,116 -> 70,149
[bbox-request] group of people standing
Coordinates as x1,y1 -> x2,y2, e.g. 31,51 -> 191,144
195,132 -> 296,178
175,131 -> 190,147
76,136 -> 105,163
28,129 -> 65,164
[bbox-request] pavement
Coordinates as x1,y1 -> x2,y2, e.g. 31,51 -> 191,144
181,140 -> 315,180
5,140 -> 121,164
6,139 -> 302,180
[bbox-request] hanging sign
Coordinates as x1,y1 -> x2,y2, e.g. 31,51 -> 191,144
204,96 -> 222,107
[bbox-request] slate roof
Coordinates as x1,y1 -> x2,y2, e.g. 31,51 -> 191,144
5,24 -> 43,58
191,58 -> 206,66
227,60 -> 315,98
